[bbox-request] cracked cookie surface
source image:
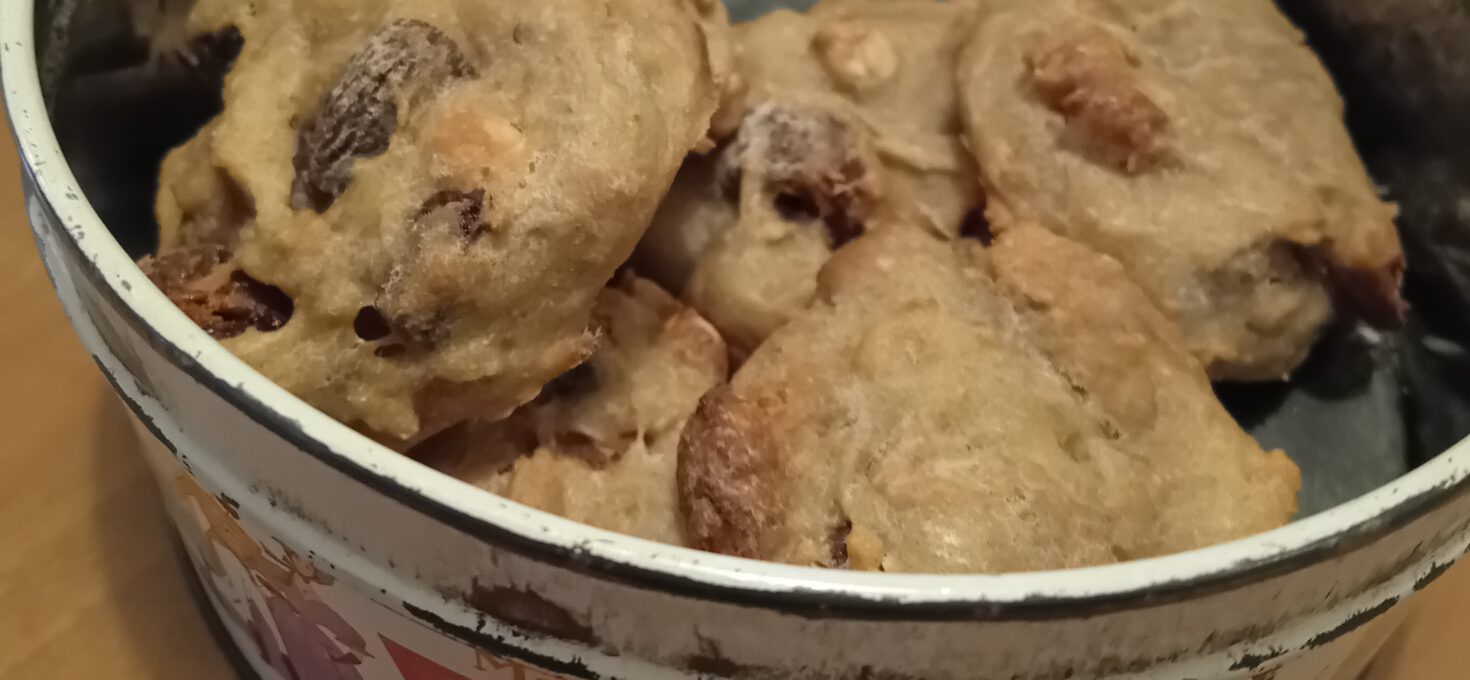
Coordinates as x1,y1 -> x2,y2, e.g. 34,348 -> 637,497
678,225 -> 1299,573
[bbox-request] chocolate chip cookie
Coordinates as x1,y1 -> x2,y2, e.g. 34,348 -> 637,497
678,225 -> 1299,572
152,0 -> 729,443
959,0 -> 1403,381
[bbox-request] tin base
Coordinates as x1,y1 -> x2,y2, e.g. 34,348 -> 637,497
175,533 -> 264,680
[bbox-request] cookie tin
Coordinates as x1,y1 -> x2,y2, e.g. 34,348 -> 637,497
7,0 -> 1470,678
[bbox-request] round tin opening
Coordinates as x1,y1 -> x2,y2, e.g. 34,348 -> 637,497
6,0 -> 1470,619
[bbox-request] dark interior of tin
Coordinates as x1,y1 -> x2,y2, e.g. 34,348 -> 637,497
32,0 -> 1470,517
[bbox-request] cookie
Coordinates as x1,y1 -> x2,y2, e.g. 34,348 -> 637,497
682,102 -> 889,353
678,225 -> 1299,573
744,0 -> 984,237
152,0 -> 728,443
155,122 -> 251,252
958,0 -> 1402,381
634,0 -> 981,353
426,277 -> 728,545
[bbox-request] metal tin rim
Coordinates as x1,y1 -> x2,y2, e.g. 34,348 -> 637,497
6,0 -> 1470,620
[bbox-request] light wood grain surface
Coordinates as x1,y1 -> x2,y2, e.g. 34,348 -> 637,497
1,115 -> 1467,680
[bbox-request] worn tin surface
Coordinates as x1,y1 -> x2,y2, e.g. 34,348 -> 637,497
8,0 -> 1470,678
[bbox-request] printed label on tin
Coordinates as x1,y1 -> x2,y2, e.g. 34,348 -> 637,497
168,468 -> 573,680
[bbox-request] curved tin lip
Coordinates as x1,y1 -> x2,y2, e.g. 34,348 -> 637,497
7,0 -> 1470,621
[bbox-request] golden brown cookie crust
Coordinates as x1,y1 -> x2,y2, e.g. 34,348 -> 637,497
678,387 -> 779,557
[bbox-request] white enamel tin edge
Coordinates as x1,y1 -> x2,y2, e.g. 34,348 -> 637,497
8,0 -> 1470,677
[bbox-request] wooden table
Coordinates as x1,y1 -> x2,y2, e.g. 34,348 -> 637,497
1,124 -> 1466,680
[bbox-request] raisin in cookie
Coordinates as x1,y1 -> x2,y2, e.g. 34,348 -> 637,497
678,225 -> 1298,573
959,0 -> 1402,381
138,245 -> 293,340
151,0 -> 728,442
681,102 -> 891,354
425,277 -> 728,545
634,0 -> 981,353
750,0 -> 984,236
